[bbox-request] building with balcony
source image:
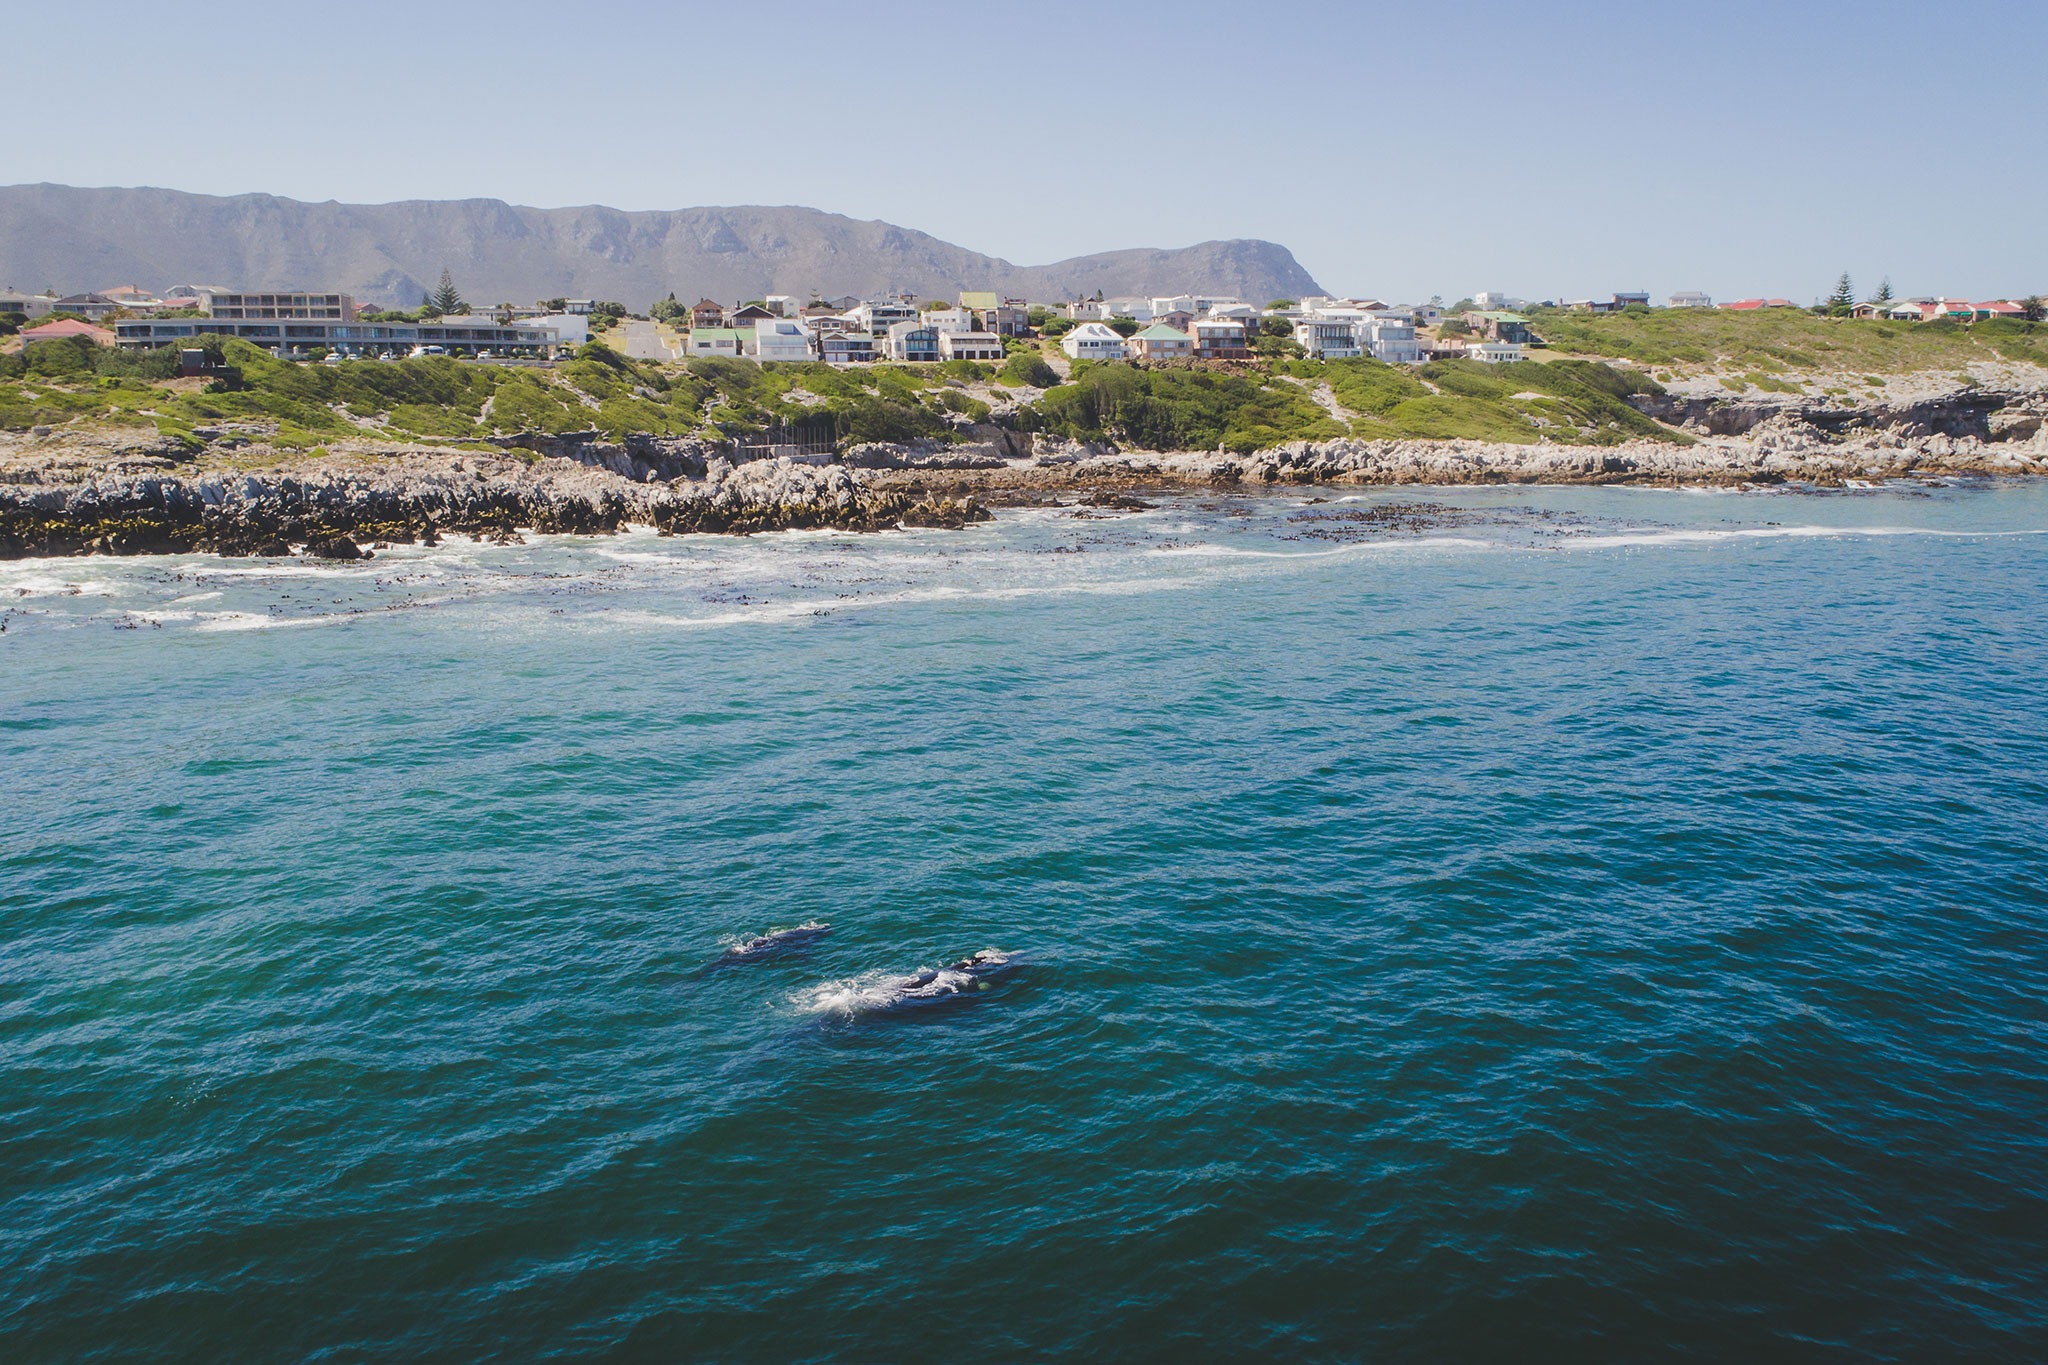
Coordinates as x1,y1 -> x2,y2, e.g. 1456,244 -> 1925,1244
1192,318 -> 1250,360
1129,323 -> 1194,361
196,291 -> 357,321
0,289 -> 58,319
938,331 -> 1004,362
1292,318 -> 1360,359
819,331 -> 877,364
884,320 -> 941,362
854,301 -> 921,336
114,316 -> 557,356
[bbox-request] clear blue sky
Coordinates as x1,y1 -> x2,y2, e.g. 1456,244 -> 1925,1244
14,0 -> 2044,302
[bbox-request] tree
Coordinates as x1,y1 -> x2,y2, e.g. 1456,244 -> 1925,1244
1259,315 -> 1293,338
2020,296 -> 2045,323
1827,272 -> 1855,312
428,268 -> 466,317
1872,278 -> 1895,305
1106,316 -> 1141,338
1429,294 -> 1444,308
1268,298 -> 1297,310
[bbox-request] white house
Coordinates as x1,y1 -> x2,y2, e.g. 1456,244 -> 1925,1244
524,312 -> 591,349
1472,341 -> 1526,364
922,307 -> 976,335
938,331 -> 1004,361
1364,316 -> 1421,364
1151,295 -> 1198,317
1472,291 -> 1522,310
753,318 -> 814,363
1205,303 -> 1259,322
763,295 -> 798,317
685,327 -> 744,358
852,301 -> 920,336
0,289 -> 60,319
1061,321 -> 1128,360
1293,318 -> 1361,359
1667,291 -> 1712,308
885,320 -> 940,362
819,331 -> 876,364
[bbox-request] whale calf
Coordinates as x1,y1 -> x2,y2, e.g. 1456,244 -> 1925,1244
695,922 -> 832,976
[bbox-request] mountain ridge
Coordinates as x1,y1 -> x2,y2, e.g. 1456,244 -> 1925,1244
0,184 -> 1327,308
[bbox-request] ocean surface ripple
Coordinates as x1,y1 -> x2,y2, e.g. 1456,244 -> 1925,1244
3,483 -> 2045,1361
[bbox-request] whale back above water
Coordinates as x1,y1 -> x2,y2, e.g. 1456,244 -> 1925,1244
695,923 -> 832,976
803,949 -> 1021,1021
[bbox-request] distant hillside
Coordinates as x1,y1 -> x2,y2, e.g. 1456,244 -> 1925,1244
0,184 -> 1326,308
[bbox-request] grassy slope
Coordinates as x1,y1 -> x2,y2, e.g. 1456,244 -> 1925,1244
36,313 -> 2033,455
0,341 -> 989,448
1529,308 -> 2048,383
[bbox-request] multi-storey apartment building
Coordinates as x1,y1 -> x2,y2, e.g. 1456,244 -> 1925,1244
198,291 -> 357,321
115,316 -> 558,356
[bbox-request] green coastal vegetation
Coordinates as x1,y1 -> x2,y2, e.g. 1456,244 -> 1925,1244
6,305 -> 2043,457
1530,305 -> 2048,375
0,334 -> 1685,453
0,337 -> 992,449
1029,355 -> 1670,450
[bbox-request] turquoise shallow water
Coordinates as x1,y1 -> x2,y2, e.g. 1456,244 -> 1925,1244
3,482 -> 2046,1361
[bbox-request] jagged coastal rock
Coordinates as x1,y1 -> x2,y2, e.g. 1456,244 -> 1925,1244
0,447 -> 988,559
4,381 -> 2044,560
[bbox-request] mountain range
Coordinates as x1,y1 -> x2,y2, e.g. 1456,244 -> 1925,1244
0,184 -> 1327,309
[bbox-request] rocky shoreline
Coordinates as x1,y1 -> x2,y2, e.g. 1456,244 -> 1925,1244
0,442 -> 990,559
3,379 -> 2044,559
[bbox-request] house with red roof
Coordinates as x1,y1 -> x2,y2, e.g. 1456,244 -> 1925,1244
1972,301 -> 2024,320
20,318 -> 115,346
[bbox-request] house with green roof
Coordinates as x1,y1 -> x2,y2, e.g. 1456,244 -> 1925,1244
1129,323 -> 1194,361
959,290 -> 1028,336
685,327 -> 744,358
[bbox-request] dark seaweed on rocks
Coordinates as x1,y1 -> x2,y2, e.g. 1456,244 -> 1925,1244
0,452 -> 989,560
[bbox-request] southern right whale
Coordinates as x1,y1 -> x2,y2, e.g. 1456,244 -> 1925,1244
804,949 -> 1021,1019
692,922 -> 832,977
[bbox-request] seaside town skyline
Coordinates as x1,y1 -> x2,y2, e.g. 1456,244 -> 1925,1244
8,279 -> 2040,367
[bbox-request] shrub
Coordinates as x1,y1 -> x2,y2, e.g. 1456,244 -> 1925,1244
1001,351 -> 1059,388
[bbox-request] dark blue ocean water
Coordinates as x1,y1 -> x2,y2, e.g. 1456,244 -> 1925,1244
3,483 -> 2046,1361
